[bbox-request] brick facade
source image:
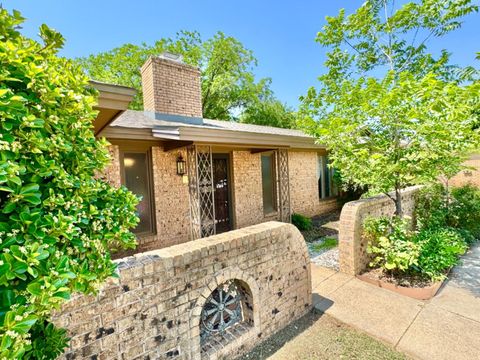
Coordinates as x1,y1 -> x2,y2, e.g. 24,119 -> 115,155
109,146 -> 191,257
54,222 -> 312,360
338,186 -> 421,275
141,57 -> 203,118
103,145 -> 121,188
105,147 -> 336,255
288,151 -> 339,217
449,154 -> 480,188
230,151 -> 279,228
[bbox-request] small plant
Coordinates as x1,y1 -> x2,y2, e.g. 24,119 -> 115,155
292,213 -> 313,231
365,217 -> 420,273
364,214 -> 469,281
310,237 -> 338,252
414,228 -> 467,281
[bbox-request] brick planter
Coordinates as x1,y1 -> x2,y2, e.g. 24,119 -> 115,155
356,273 -> 444,300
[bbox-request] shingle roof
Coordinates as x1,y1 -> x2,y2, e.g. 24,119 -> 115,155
111,110 -> 311,138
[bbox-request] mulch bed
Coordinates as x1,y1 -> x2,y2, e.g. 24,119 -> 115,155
302,210 -> 341,243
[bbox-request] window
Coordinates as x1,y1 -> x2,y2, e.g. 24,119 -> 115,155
261,153 -> 277,214
121,150 -> 155,235
318,155 -> 338,199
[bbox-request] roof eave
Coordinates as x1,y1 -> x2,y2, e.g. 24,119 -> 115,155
151,126 -> 326,149
90,81 -> 136,135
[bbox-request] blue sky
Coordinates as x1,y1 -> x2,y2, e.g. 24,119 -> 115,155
3,0 -> 479,107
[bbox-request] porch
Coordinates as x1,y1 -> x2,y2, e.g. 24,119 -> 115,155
104,136 -> 339,255
184,145 -> 291,240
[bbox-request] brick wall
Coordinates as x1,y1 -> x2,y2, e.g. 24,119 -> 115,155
449,154 -> 480,188
141,57 -> 203,118
231,151 -> 271,228
102,145 -> 121,188
338,186 -> 421,275
54,222 -> 312,360
114,146 -> 191,257
107,147 -> 338,255
288,151 -> 339,217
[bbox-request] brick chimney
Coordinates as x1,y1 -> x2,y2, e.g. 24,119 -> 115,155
141,52 -> 203,119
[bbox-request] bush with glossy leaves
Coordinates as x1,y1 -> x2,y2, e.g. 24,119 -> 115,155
0,9 -> 138,358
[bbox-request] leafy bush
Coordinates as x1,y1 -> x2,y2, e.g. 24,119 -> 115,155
416,184 -> 480,243
0,9 -> 138,358
365,217 -> 420,273
365,215 -> 468,281
292,213 -> 313,231
449,185 -> 480,240
414,228 -> 467,281
415,184 -> 449,230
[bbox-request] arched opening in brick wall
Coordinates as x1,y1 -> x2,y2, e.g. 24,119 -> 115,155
200,279 -> 254,356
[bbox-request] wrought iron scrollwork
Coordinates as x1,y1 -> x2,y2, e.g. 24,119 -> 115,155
187,145 -> 216,239
200,280 -> 243,341
277,149 -> 291,223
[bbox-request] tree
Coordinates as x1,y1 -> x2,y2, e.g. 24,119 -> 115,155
240,97 -> 297,129
300,0 -> 480,217
79,31 -> 272,120
0,9 -> 138,358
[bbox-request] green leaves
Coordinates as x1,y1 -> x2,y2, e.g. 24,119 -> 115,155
39,24 -> 65,51
301,1 -> 480,215
78,30 -> 274,121
0,8 -> 139,359
19,184 -> 42,205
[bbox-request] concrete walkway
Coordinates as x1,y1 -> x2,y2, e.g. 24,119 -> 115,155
311,242 -> 480,360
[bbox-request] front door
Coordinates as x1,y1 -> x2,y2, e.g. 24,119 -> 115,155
212,154 -> 232,233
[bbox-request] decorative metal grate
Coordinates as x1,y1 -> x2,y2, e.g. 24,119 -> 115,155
187,145 -> 216,239
200,280 -> 243,342
187,145 -> 201,240
277,149 -> 291,223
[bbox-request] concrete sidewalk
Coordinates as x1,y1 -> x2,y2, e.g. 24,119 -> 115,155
311,243 -> 480,360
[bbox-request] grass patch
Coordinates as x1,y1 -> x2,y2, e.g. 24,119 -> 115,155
237,310 -> 409,360
310,237 -> 338,252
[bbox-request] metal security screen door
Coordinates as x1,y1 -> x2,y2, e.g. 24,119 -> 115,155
276,149 -> 291,223
187,145 -> 215,239
212,154 -> 232,234
188,146 -> 291,240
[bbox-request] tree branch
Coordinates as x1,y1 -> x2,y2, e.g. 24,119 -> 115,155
383,191 -> 396,204
343,38 -> 362,56
397,29 -> 435,73
383,0 -> 394,71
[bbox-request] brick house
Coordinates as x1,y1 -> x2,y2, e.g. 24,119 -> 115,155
91,53 -> 340,254
448,153 -> 480,188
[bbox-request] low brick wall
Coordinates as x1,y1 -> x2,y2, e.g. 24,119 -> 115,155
54,222 -> 311,360
338,186 -> 421,275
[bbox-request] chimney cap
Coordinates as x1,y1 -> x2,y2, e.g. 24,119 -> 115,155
158,52 -> 184,63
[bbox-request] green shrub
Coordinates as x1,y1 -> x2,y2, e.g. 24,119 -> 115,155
365,217 -> 420,273
365,215 -> 468,281
0,9 -> 138,358
449,185 -> 480,240
415,184 -> 449,230
292,213 -> 313,231
414,228 -> 467,281
416,184 -> 480,243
